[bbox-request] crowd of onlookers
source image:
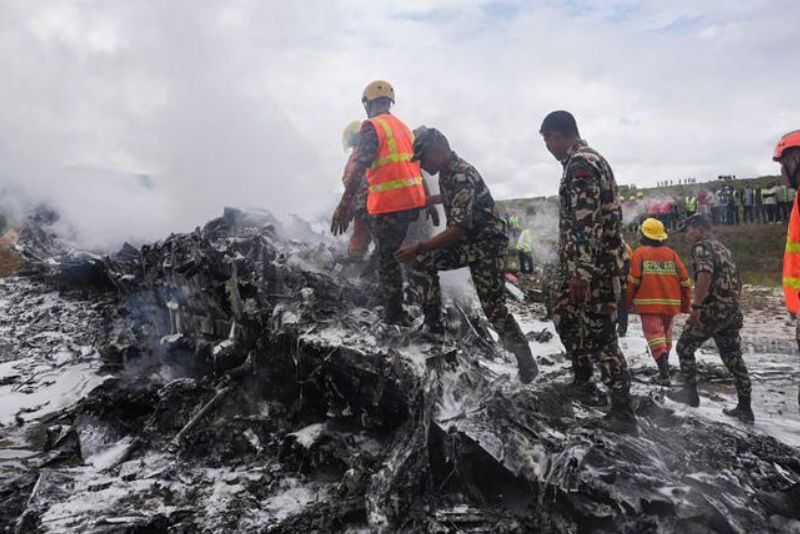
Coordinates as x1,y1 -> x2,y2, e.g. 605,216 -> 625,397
622,181 -> 796,231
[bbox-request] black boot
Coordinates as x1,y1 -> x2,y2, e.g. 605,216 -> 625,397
722,395 -> 754,423
570,379 -> 608,407
421,305 -> 444,336
384,299 -> 410,327
655,355 -> 670,386
603,391 -> 638,434
500,316 -> 538,384
667,382 -> 700,407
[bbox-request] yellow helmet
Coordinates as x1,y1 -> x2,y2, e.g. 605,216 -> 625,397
641,217 -> 668,241
362,80 -> 395,103
342,121 -> 362,152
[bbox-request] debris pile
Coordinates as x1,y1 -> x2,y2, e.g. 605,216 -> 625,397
1,208 -> 799,533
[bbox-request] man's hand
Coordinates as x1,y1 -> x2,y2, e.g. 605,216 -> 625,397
568,276 -> 591,305
330,202 -> 351,236
394,242 -> 422,263
689,308 -> 702,328
426,205 -> 440,227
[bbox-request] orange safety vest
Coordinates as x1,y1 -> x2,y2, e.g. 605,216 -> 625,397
783,195 -> 800,314
365,114 -> 427,215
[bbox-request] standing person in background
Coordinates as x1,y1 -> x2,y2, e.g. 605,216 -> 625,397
718,187 -> 731,225
659,195 -> 675,230
755,184 -> 764,223
516,227 -> 534,274
626,218 -> 692,385
780,183 -> 791,222
728,186 -> 742,224
743,185 -> 755,224
765,182 -> 779,223
667,215 -> 753,423
539,110 -> 637,433
685,192 -> 698,218
774,130 -> 800,415
710,189 -> 721,225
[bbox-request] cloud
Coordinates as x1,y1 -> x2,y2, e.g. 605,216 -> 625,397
0,0 -> 795,248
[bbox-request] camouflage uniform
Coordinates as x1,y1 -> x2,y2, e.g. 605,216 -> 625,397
676,237 -> 751,398
552,141 -> 631,394
410,154 -> 519,337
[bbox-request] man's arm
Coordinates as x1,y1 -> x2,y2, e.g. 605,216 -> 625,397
563,161 -> 602,302
395,169 -> 477,262
394,226 -> 465,262
331,123 -> 379,235
688,243 -> 714,326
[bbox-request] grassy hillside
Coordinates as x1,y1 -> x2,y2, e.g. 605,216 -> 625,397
499,174 -> 790,287
624,223 -> 786,287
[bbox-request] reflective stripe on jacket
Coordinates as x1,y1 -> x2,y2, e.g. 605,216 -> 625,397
365,114 -> 427,215
784,195 -> 800,314
626,245 -> 692,315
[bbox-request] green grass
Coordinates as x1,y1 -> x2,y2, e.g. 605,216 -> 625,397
624,223 -> 787,288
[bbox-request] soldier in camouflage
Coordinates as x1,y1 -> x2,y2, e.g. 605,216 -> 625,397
539,110 -> 636,433
394,127 -> 538,384
667,215 -> 753,423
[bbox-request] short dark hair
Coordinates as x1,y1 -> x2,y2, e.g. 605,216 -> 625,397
412,126 -> 450,161
540,110 -> 580,137
640,236 -> 664,247
683,214 -> 712,231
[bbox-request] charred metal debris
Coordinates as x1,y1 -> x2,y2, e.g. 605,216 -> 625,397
1,207 -> 799,533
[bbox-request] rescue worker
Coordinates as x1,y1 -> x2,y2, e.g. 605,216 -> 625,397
395,127 -> 538,383
516,228 -> 534,274
774,129 -> 800,414
340,121 -> 372,261
539,110 -> 636,433
626,218 -> 692,385
685,193 -> 698,218
667,215 -> 753,423
331,81 -> 437,324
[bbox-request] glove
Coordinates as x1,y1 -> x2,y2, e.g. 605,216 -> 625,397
330,202 -> 352,236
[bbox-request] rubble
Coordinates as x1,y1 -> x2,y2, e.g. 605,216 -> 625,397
0,207 -> 799,533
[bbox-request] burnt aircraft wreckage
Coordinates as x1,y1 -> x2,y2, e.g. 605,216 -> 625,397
0,207 -> 799,533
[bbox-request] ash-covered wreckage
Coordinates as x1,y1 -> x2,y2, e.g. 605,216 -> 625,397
1,207 -> 799,533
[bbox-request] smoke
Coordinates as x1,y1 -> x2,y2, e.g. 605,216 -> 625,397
518,200 -> 559,265
0,1 -> 329,252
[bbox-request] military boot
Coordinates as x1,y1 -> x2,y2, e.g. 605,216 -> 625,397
384,299 -> 410,327
500,316 -> 538,384
602,391 -> 638,434
421,305 -> 444,336
722,395 -> 754,423
655,355 -> 670,386
570,379 -> 608,407
667,383 -> 700,407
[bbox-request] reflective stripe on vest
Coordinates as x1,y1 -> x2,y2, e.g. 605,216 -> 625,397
365,114 -> 427,215
369,176 -> 423,194
783,195 -> 800,314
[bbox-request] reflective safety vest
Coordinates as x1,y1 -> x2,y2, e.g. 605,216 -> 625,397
365,114 -> 426,215
783,195 -> 800,314
516,229 -> 532,254
685,195 -> 697,212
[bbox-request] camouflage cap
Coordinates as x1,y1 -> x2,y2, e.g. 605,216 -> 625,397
412,126 -> 448,162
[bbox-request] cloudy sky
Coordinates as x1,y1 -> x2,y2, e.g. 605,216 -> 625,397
0,0 -> 796,247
